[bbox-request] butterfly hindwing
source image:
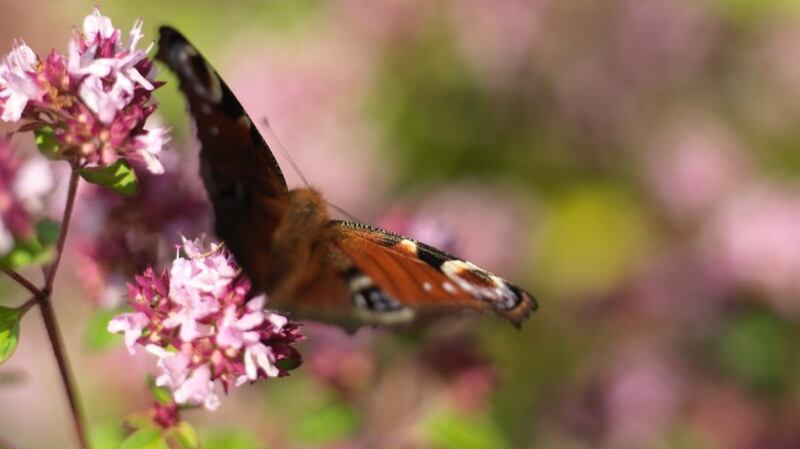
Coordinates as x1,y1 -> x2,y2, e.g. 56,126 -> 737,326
325,221 -> 537,327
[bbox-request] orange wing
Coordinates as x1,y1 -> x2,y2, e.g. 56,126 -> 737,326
288,221 -> 537,328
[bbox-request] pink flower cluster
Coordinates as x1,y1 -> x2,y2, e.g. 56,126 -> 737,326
0,8 -> 167,173
74,157 -> 211,307
0,138 -> 53,255
108,237 -> 302,410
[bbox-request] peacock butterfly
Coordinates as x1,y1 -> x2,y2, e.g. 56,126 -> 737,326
156,26 -> 537,329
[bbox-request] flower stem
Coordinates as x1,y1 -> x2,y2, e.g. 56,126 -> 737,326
2,269 -> 43,297
37,169 -> 89,449
45,169 -> 80,289
16,296 -> 37,314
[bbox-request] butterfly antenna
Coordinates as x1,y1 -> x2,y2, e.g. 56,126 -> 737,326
259,118 -> 363,223
326,201 -> 362,222
260,117 -> 311,188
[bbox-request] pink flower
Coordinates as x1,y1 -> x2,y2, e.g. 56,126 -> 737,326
133,126 -> 168,174
107,311 -> 150,354
216,296 -> 266,350
0,7 -> 167,173
109,236 -> 303,411
73,155 -> 210,307
242,343 -> 279,382
174,365 -> 220,411
0,41 -> 44,122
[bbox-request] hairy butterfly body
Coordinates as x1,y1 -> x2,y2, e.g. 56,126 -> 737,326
156,27 -> 537,328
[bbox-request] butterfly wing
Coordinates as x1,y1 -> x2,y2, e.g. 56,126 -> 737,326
287,221 -> 537,327
157,26 -> 292,288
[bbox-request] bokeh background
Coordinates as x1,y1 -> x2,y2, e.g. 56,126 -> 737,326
3,1 -> 800,448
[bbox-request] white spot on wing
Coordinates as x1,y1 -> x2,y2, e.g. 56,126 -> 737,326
398,239 -> 418,254
355,307 -> 415,325
423,282 -> 432,292
442,282 -> 457,294
353,293 -> 367,308
349,275 -> 373,292
441,259 -> 519,310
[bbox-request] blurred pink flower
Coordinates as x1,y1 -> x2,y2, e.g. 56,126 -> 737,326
380,183 -> 534,275
0,138 -> 53,254
604,350 -> 682,448
544,0 -> 715,141
612,0 -> 715,88
420,336 -> 498,412
0,7 -> 167,173
378,208 -> 457,254
644,115 -> 747,222
446,0 -> 541,86
303,324 -> 376,396
336,0 -> 423,44
704,184 -> 800,310
224,29 -> 388,214
73,154 -> 210,307
108,236 -> 302,411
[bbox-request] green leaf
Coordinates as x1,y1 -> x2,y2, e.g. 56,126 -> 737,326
79,159 -> 138,196
717,310 -> 792,391
0,238 -> 46,269
0,219 -> 60,270
147,375 -> 174,405
200,429 -> 260,449
292,401 -> 358,445
0,306 -> 22,365
89,420 -> 125,449
35,219 -> 60,247
169,421 -> 199,449
275,355 -> 302,372
84,308 -> 123,351
34,127 -> 61,159
425,410 -> 510,449
120,429 -> 168,449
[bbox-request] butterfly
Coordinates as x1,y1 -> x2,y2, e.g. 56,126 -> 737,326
155,27 -> 537,329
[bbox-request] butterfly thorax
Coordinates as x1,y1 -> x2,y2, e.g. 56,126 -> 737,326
232,187 -> 330,304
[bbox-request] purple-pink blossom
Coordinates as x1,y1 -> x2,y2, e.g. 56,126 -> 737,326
0,8 -> 167,173
0,138 -> 54,255
73,155 -> 210,308
108,236 -> 302,411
